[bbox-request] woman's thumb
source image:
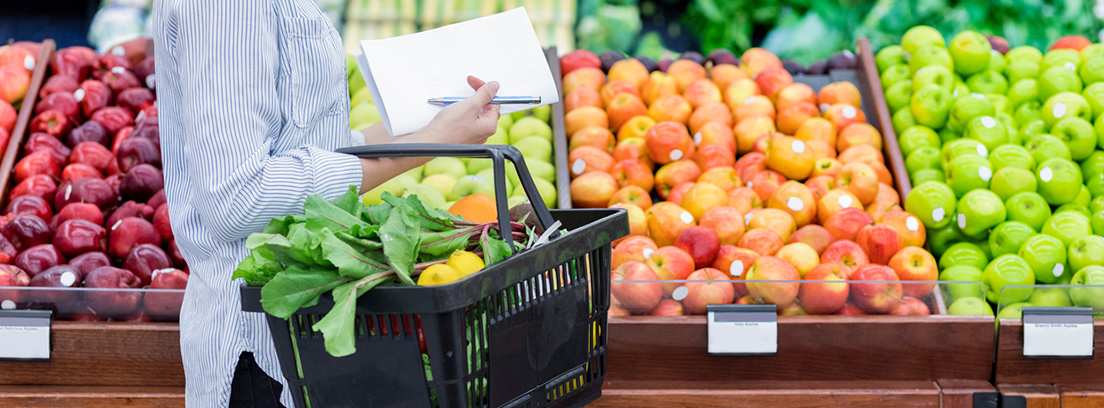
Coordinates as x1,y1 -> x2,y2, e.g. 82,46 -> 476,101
464,81 -> 500,109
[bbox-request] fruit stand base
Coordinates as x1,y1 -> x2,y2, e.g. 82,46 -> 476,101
0,385 -> 184,407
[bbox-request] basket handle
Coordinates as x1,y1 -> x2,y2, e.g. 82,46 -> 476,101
335,144 -> 555,255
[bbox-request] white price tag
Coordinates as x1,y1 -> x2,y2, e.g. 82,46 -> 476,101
1022,307 -> 1093,358
0,310 -> 52,361
707,304 -> 777,355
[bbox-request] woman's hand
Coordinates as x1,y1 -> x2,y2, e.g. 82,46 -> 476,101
421,76 -> 501,144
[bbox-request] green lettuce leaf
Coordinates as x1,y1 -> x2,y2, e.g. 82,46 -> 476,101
259,266 -> 348,319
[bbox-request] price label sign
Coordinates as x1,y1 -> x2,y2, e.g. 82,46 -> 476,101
1022,307 -> 1093,359
707,304 -> 777,355
0,309 -> 52,361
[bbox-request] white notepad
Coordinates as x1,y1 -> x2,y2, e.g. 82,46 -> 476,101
355,7 -> 559,137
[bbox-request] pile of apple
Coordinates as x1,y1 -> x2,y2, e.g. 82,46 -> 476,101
881,27 -> 1104,316
559,48 -> 940,317
0,42 -> 41,163
0,41 -> 189,322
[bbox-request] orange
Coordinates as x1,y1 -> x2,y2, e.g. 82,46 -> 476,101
449,193 -> 498,223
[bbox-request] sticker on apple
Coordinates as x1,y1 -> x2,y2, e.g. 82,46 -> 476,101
23,56 -> 34,71
1040,167 -> 1053,182
792,140 -> 805,154
112,46 -> 125,56
672,286 -> 689,301
842,106 -> 857,119
572,159 -> 585,175
670,149 -> 683,161
693,133 -> 702,145
60,272 -> 76,287
979,167 -> 992,182
73,89 -> 85,102
642,248 -> 654,259
958,213 -> 966,229
906,216 -> 920,232
787,197 -> 804,211
838,194 -> 853,209
745,213 -> 754,225
111,66 -> 126,74
932,208 -> 945,222
977,143 -> 988,158
680,211 -> 694,224
1,300 -> 13,310
981,116 -> 996,129
730,261 -> 744,277
1053,264 -> 1064,277
1053,103 -> 1067,119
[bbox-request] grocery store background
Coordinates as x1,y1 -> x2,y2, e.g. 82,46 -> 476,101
4,0 -> 1103,63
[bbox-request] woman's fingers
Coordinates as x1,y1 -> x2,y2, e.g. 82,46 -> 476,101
467,75 -> 487,91
461,80 -> 500,111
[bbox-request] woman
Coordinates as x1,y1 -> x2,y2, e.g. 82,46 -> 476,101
152,1 -> 501,406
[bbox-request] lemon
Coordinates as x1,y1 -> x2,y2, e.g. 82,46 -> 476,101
417,264 -> 461,286
447,250 -> 485,277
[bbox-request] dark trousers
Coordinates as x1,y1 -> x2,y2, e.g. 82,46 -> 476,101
229,352 -> 287,408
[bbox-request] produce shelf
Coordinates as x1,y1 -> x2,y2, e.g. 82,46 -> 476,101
0,385 -> 184,408
0,39 -> 54,207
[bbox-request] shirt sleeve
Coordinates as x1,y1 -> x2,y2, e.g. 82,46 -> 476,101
169,0 -> 363,243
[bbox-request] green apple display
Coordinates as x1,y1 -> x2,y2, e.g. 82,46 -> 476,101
928,224 -> 967,257
939,265 -> 986,302
911,169 -> 945,185
988,144 -> 1035,171
1006,79 -> 1039,109
449,174 -> 495,201
1068,235 -> 1104,272
942,139 -> 986,169
997,302 -> 1032,319
1038,67 -> 1083,101
988,167 -> 1037,201
989,221 -> 1037,258
982,254 -> 1036,304
1035,157 -> 1083,205
1069,265 -> 1104,311
956,189 -> 1006,237
424,157 -> 468,180
1041,210 -> 1092,247
885,81 -> 914,112
1019,234 -> 1070,284
939,242 -> 990,271
508,117 -> 553,143
899,126 -> 942,157
911,84 -> 952,129
476,169 -> 515,196
963,115 -> 1008,151
514,137 -> 552,162
948,31 -> 992,76
906,146 -> 943,175
1082,81 -> 1104,116
966,71 -> 1008,95
892,109 -> 916,134
1004,192 -> 1052,231
946,154 -> 993,198
1051,117 -> 1097,161
947,94 -> 996,132
912,65 -> 955,91
875,45 -> 908,72
1025,135 -> 1073,164
905,181 -> 957,229
947,297 -> 994,316
902,25 -> 946,57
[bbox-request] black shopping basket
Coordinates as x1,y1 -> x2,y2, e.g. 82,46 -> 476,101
241,144 -> 630,408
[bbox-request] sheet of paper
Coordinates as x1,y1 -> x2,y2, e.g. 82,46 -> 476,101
358,7 -> 559,136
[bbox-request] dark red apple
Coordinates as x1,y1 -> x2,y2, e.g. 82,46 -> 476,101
88,106 -> 133,135
56,203 -> 105,226
55,178 -> 118,211
124,243 -> 171,286
92,54 -> 131,80
4,195 -> 52,221
109,217 -> 160,259
132,57 -> 155,85
34,92 -> 80,121
49,48 -> 93,81
116,87 -> 155,114
61,163 -> 104,181
129,117 -> 158,145
13,150 -> 61,182
24,132 -> 72,166
65,120 -> 109,147
38,75 -> 80,99
168,239 -> 186,268
14,244 -> 66,276
0,235 -> 17,264
153,204 -> 172,242
28,265 -> 82,304
83,266 -> 142,315
3,215 -> 54,251
69,251 -> 111,276
53,219 -> 108,257
116,136 -> 161,171
106,201 -> 154,228
111,126 -> 133,155
10,174 -> 58,202
69,141 -> 115,172
28,110 -> 73,137
77,80 -> 112,117
120,164 -> 163,202
104,174 -> 122,195
145,268 -> 187,317
0,264 -> 31,304
101,69 -> 142,94
148,189 -> 166,210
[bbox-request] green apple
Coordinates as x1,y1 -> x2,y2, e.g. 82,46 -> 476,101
988,144 -> 1035,171
402,166 -> 424,183
899,126 -> 941,157
532,105 -> 551,122
509,110 -> 527,121
1069,265 -> 1104,310
1080,56 -> 1104,85
989,49 -> 1008,71
350,103 -> 382,130
940,242 -> 991,271
998,113 -> 1023,145
886,81 -> 914,113
1040,49 -> 1081,74
1092,209 -> 1104,236
956,189 -> 1006,237
1035,157 -> 1083,206
997,302 -> 1032,319
910,85 -> 952,129
526,160 -> 556,183
351,87 -> 374,107
485,125 -> 509,145
1083,82 -> 1104,118
476,168 -> 518,196
421,174 -> 457,198
881,65 -> 912,90
1074,185 -> 1091,207
947,154 -> 993,198
1007,46 -> 1044,62
507,195 -> 528,208
514,137 -> 552,162
1055,204 -> 1090,217
1068,235 -> 1104,272
1041,92 -> 1093,127
987,93 -> 1011,115
466,159 -> 492,175
949,31 -> 992,75
402,183 -> 446,209
906,146 -> 942,175
875,45 -> 908,72
1006,59 -> 1041,84
906,181 -> 957,229
952,81 -> 971,99
1091,195 -> 1104,214
348,68 -> 367,97
1085,172 -> 1104,197
1007,79 -> 1039,109
1077,151 -> 1104,181
990,221 -> 1037,258
1013,101 -> 1043,127
1019,234 -> 1069,284
1042,210 -> 1092,247
892,108 -> 916,135
1025,135 -> 1072,164
1051,117 -> 1096,161
948,297 -> 994,316
508,117 -> 553,143
362,174 -> 417,205
947,94 -> 996,132
912,65 -> 955,92
497,113 -> 514,130
928,224 -> 967,258
449,174 -> 496,201
911,169 -> 946,185
983,254 -> 1036,304
902,25 -> 946,57
1081,44 -> 1104,61
939,265 -> 986,303
1029,287 -> 1073,307
989,167 -> 1037,201
942,139 -> 987,170
910,45 -> 954,74
1019,121 -> 1047,141
1004,192 -> 1052,231
938,127 -> 959,145
423,157 -> 468,180
1038,66 -> 1084,102
530,177 -> 557,208
964,115 -> 1008,150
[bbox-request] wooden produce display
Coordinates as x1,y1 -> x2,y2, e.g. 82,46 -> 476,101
994,319 -> 1104,407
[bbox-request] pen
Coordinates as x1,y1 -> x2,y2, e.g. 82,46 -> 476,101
427,96 -> 541,105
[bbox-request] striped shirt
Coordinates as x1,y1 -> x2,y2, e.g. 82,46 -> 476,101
153,0 -> 364,406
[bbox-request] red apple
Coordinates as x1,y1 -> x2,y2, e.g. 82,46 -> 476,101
820,240 -> 869,277
889,297 -> 931,316
647,246 -> 695,296
822,207 -> 873,241
789,224 -> 834,254
648,299 -> 684,316
108,217 -> 161,259
611,261 -> 663,313
887,246 -> 938,298
834,303 -> 867,316
799,262 -> 849,314
855,224 -> 901,265
712,245 -> 758,297
83,266 -> 142,315
744,256 -> 800,306
681,268 -> 735,314
849,264 -> 903,314
674,226 -> 720,268
145,268 -> 188,318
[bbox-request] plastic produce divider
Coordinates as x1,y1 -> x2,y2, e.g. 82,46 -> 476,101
545,46 -> 572,210
0,39 -> 56,208
857,38 -> 911,201
336,144 -> 557,253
